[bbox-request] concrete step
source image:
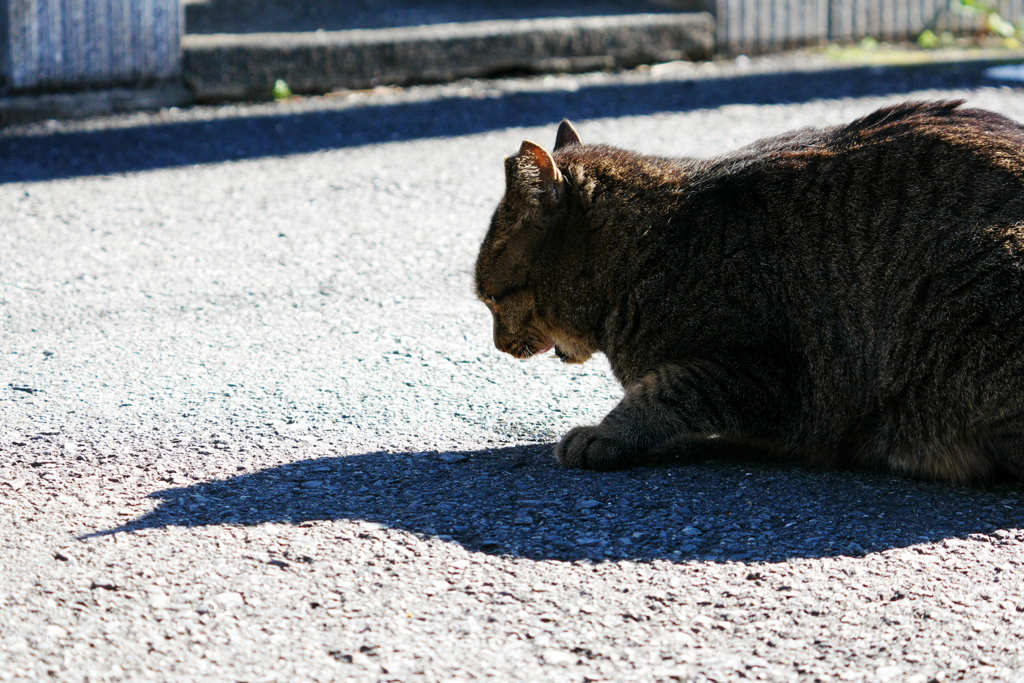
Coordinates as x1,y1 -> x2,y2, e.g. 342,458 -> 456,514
182,12 -> 715,101
182,0 -> 713,34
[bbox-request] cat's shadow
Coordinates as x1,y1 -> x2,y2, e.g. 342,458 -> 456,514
89,445 -> 1024,563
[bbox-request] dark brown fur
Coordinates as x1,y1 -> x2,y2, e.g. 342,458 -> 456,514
475,101 -> 1024,484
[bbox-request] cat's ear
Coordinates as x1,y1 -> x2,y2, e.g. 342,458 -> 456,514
554,119 -> 582,150
518,140 -> 562,185
506,140 -> 564,208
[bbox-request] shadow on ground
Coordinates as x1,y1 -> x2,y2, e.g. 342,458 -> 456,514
91,444 -> 1024,563
2,60 -> 1007,183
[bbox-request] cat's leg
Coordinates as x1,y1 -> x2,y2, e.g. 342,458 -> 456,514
983,427 -> 1024,482
556,361 -> 772,470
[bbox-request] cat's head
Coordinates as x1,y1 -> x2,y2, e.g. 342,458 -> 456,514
474,120 -> 595,364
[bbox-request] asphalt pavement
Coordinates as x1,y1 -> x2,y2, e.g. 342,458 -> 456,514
2,52 -> 1024,682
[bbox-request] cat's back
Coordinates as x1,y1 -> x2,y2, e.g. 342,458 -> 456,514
680,100 -> 1024,263
687,101 -> 1019,196
832,99 -> 1024,146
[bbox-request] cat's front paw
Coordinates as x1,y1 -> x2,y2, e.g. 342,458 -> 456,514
555,425 -> 634,470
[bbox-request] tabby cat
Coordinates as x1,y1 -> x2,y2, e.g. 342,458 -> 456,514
475,101 -> 1024,484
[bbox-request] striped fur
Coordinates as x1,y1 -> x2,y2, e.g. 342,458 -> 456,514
475,102 -> 1024,484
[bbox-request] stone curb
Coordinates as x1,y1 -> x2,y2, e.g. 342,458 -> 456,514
0,83 -> 192,128
182,13 -> 715,101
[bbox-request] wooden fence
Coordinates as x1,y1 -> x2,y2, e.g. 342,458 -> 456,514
716,0 -> 1024,53
0,0 -> 181,91
2,1 -> 1022,93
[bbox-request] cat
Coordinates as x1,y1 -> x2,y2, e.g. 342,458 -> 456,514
474,100 -> 1024,484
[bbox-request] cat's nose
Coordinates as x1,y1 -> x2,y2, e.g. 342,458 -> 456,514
493,334 -> 509,354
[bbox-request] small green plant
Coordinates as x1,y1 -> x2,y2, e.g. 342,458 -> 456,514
917,0 -> 1024,49
956,0 -> 1022,46
917,29 -> 941,48
859,36 -> 880,50
916,29 -> 957,49
272,79 -> 293,101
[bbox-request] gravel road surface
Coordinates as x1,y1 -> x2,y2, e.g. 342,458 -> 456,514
3,53 -> 1024,682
